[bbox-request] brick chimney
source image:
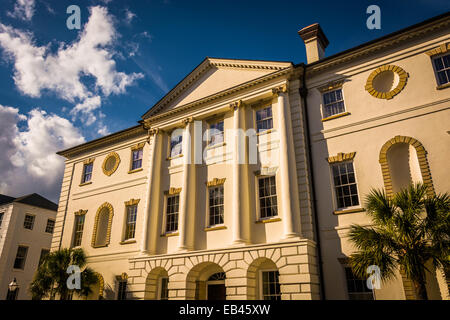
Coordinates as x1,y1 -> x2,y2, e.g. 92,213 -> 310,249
298,23 -> 329,64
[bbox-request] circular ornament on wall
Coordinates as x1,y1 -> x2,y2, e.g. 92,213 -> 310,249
102,152 -> 120,176
365,64 -> 408,100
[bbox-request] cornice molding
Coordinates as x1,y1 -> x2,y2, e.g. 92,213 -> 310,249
57,125 -> 146,159
143,58 -> 293,119
307,15 -> 450,75
143,66 -> 293,125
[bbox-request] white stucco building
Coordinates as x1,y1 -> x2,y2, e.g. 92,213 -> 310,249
52,13 -> 449,300
0,193 -> 57,300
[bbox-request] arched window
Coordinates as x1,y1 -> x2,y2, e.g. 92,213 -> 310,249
379,136 -> 434,197
92,202 -> 114,248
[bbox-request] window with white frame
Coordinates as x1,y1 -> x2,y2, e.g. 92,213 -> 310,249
331,162 -> 360,209
131,148 -> 143,170
165,195 -> 179,233
81,162 -> 93,183
170,130 -> 183,158
124,204 -> 138,240
261,270 -> 281,300
344,267 -> 374,300
45,219 -> 55,233
255,106 -> 273,133
258,176 -> 278,219
160,277 -> 169,300
23,214 -> 35,230
322,88 -> 346,119
208,185 -> 224,226
432,53 -> 450,86
208,120 -> 224,146
13,246 -> 28,269
72,214 -> 85,247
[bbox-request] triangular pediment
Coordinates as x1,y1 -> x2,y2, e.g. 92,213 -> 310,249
142,58 -> 292,119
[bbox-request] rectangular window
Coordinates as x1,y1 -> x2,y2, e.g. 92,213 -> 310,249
23,214 -> 35,230
165,195 -> 179,233
160,277 -> 169,300
331,162 -> 360,209
258,176 -> 278,219
45,219 -> 55,233
117,281 -> 127,300
14,246 -> 28,269
345,267 -> 374,300
261,271 -> 281,300
208,186 -> 224,226
255,106 -> 273,133
72,215 -> 85,247
432,54 -> 450,86
81,162 -> 93,184
322,88 -> 345,119
208,120 -> 224,146
124,205 -> 138,240
131,149 -> 143,170
0,212 -> 4,228
38,249 -> 50,266
170,131 -> 183,158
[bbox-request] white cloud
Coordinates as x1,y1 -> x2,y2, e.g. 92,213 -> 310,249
0,6 -> 143,126
0,105 -> 85,202
125,9 -> 136,24
7,0 -> 35,21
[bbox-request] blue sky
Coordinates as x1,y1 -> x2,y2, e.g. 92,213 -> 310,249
0,0 -> 448,202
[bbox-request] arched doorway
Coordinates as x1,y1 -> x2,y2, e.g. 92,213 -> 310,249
247,258 -> 281,300
186,262 -> 226,300
206,272 -> 226,300
144,267 -> 169,300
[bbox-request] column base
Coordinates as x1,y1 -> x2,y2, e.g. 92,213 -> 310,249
281,233 -> 303,242
230,239 -> 250,247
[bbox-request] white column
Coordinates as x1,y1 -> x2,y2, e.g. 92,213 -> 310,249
273,84 -> 301,238
178,117 -> 195,251
141,128 -> 162,254
231,101 -> 246,245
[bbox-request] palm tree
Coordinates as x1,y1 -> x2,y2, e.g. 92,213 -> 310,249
348,183 -> 450,300
29,248 -> 98,300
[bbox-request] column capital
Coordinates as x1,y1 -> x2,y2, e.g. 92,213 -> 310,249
272,84 -> 288,96
148,128 -> 160,136
229,100 -> 243,111
181,117 -> 194,126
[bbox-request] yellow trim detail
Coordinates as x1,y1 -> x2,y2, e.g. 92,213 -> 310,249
365,64 -> 408,100
102,152 -> 120,176
206,178 -> 226,187
379,135 -> 435,198
327,152 -> 356,164
321,111 -> 350,122
91,202 -> 114,248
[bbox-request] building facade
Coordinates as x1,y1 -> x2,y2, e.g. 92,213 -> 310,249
52,13 -> 449,300
0,194 -> 57,300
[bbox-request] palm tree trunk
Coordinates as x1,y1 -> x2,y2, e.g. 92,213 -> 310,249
413,279 -> 428,300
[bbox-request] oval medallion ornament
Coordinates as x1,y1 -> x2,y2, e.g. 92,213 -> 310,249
102,152 -> 120,176
365,65 -> 408,100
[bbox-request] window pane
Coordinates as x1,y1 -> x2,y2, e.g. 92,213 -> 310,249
256,107 -> 273,132
434,57 -> 444,71
332,162 -> 360,209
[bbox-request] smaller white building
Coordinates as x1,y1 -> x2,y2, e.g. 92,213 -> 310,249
0,193 -> 57,300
